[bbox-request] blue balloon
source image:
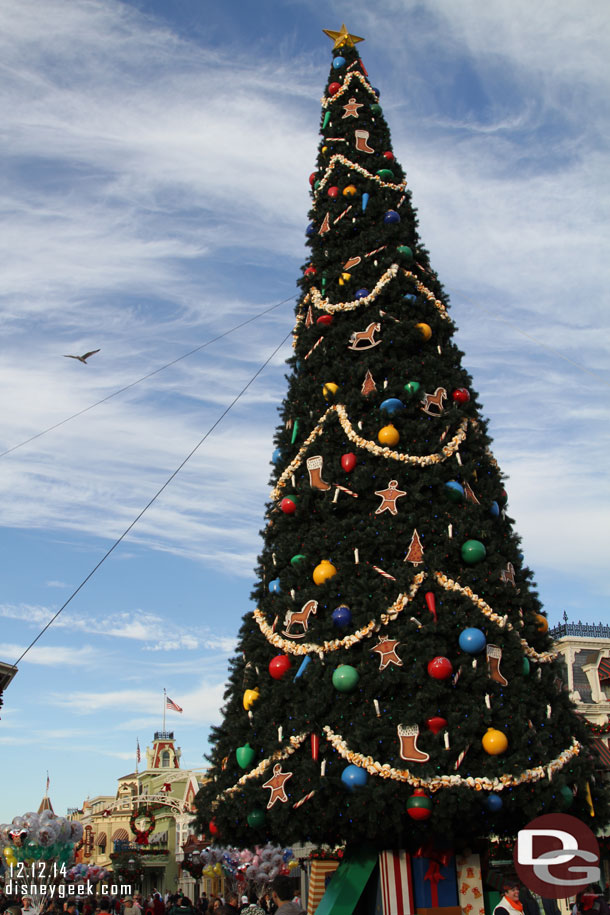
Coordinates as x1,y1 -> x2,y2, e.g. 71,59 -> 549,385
332,605 -> 352,629
384,210 -> 400,224
272,448 -> 281,465
332,56 -> 346,69
355,288 -> 370,299
341,764 -> 368,790
458,627 -> 487,654
380,397 -> 405,416
490,501 -> 500,518
268,578 -> 281,594
444,481 -> 465,502
486,793 -> 503,812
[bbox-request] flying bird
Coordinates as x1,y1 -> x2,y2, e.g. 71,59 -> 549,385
63,349 -> 100,364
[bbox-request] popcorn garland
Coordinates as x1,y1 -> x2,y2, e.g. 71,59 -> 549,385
219,733 -> 308,800
294,267 -> 451,348
322,726 -> 581,791
271,405 -> 469,501
320,70 -> 378,109
254,573 -> 426,656
434,572 -> 558,663
313,153 -> 405,201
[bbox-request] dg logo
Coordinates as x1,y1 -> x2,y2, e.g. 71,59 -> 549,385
515,813 -> 601,898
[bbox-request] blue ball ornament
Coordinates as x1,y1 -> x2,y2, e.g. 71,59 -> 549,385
490,501 -> 500,518
332,56 -> 346,69
341,764 -> 368,790
372,87 -> 380,97
379,397 -> 405,417
444,481 -> 465,502
268,578 -> 281,594
486,793 -> 503,812
384,210 -> 401,224
355,288 -> 370,299
272,448 -> 281,465
458,627 -> 487,654
306,222 -> 315,237
332,605 -> 352,628
403,293 -> 417,304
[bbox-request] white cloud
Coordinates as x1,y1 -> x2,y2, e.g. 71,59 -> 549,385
0,642 -> 97,666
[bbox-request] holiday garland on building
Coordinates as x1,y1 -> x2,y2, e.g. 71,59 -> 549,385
194,26 -> 609,849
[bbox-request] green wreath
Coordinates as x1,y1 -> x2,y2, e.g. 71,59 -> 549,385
129,806 -> 155,845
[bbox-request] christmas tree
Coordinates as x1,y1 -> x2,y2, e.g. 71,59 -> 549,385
195,26 -> 608,849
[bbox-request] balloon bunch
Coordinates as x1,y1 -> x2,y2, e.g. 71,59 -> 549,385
65,864 -> 110,883
0,810 -> 83,867
193,844 -> 297,890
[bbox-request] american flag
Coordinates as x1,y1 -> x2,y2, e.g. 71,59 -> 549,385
46,772 -> 50,793
166,695 -> 183,713
136,739 -> 141,763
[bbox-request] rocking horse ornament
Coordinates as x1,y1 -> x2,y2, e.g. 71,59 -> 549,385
348,322 -> 382,350
283,600 -> 318,638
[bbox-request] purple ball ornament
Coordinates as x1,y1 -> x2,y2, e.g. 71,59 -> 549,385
384,210 -> 401,224
332,605 -> 352,628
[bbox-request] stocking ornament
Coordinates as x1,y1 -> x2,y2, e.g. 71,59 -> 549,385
487,644 -> 508,686
397,724 -> 430,763
354,129 -> 374,153
307,455 -> 331,491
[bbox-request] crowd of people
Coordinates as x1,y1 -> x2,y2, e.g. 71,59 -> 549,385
0,876 -> 303,915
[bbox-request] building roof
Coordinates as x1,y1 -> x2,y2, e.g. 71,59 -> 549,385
38,795 -> 54,814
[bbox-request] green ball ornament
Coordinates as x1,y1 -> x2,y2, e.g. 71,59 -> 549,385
403,380 -> 421,398
560,785 -> 574,809
376,168 -> 394,181
290,554 -> 307,567
236,743 -> 256,769
370,104 -> 382,115
332,664 -> 359,692
461,539 -> 486,564
247,808 -> 266,828
406,788 -> 432,821
522,657 -> 530,676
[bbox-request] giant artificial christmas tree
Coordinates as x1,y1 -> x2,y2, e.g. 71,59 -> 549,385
195,26 -> 608,851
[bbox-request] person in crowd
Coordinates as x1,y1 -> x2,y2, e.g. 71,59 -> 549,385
493,880 -> 524,915
152,894 -> 165,915
20,897 -> 33,915
196,895 -> 207,915
224,896 -> 239,915
238,895 -> 265,915
123,898 -> 139,915
97,899 -> 112,915
269,878 -> 302,915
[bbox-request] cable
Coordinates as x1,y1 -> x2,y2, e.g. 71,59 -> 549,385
12,327 -> 293,667
448,285 -> 610,390
0,294 -> 296,459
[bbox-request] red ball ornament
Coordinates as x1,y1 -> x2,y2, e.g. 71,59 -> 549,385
209,820 -> 219,836
327,186 -> 339,198
317,314 -> 333,327
280,496 -> 297,514
269,654 -> 291,680
427,656 -> 453,680
452,387 -> 470,404
309,173 -> 317,187
383,151 -> 394,161
406,788 -> 432,821
426,716 -> 448,734
341,452 -> 357,472
328,82 -> 342,96
304,265 -> 316,277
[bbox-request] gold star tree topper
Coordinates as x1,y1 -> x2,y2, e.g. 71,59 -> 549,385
322,23 -> 364,50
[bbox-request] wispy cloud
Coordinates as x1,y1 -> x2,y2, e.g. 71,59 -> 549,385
0,642 -> 97,666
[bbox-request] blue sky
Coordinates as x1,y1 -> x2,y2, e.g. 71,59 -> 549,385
0,0 -> 609,823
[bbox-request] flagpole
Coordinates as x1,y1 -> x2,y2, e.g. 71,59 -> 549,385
163,688 -> 166,732
135,739 -> 140,805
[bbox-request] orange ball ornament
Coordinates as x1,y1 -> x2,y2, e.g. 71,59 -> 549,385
535,614 -> 549,633
343,185 -> 357,197
415,322 -> 432,341
378,424 -> 400,446
482,727 -> 508,756
313,559 -> 337,585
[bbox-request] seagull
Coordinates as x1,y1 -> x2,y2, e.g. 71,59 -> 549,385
63,349 -> 100,364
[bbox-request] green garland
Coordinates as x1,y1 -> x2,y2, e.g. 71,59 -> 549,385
585,720 -> 610,735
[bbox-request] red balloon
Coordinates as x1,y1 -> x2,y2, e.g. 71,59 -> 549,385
269,654 -> 291,680
309,172 -> 317,187
328,82 -> 342,96
452,387 -> 470,404
426,716 -> 448,734
341,453 -> 357,472
427,656 -> 453,680
327,186 -> 339,198
317,314 -> 333,326
280,497 -> 296,514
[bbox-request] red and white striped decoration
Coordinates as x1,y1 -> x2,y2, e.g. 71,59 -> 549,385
379,850 -> 415,915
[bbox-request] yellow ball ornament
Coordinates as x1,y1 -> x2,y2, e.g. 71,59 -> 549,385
378,424 -> 400,446
338,272 -> 352,285
313,559 -> 337,585
323,382 -> 339,399
415,322 -> 432,341
343,185 -> 357,197
482,727 -> 508,756
535,614 -> 549,633
243,687 -> 260,711
321,146 -> 328,154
